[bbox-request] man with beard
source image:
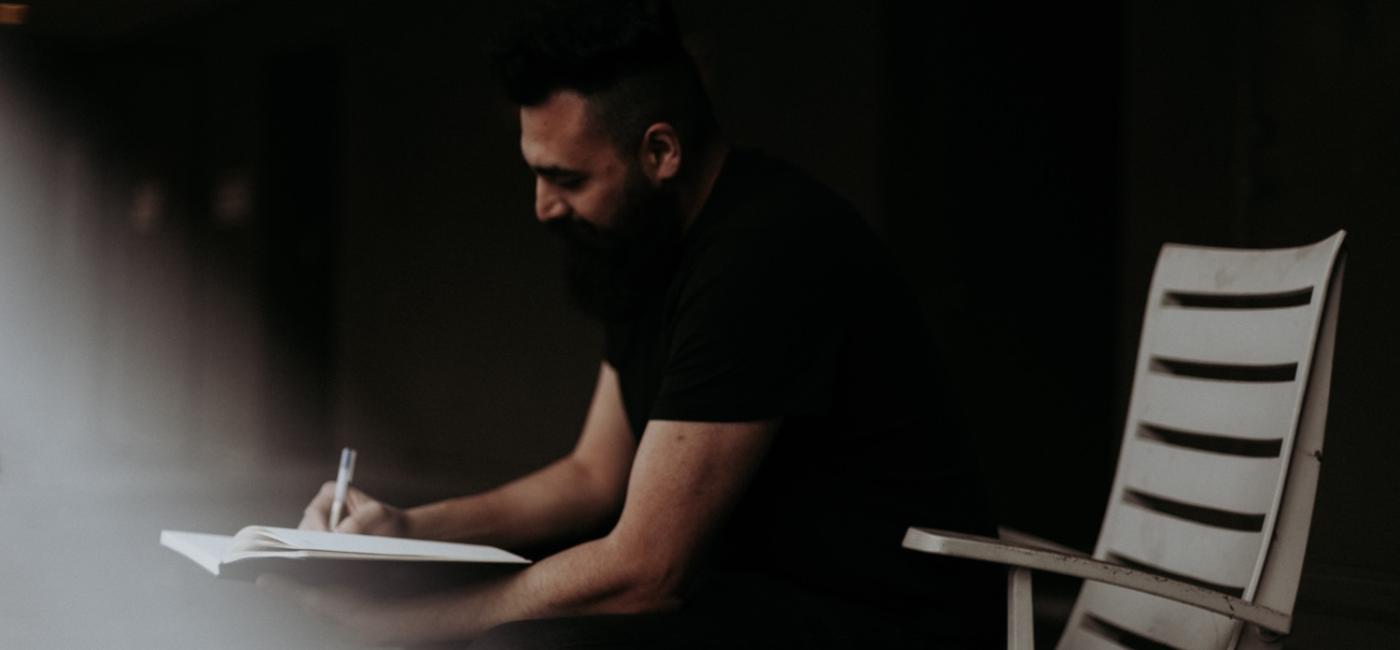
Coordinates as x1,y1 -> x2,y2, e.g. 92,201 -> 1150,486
267,1 -> 999,647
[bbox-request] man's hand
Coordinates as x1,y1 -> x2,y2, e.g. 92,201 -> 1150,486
298,481 -> 411,537
267,417 -> 778,645
255,574 -> 452,647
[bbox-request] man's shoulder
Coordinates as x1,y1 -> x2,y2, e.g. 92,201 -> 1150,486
687,149 -> 872,269
715,149 -> 861,231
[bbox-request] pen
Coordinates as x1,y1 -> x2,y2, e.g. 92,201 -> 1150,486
328,447 -> 357,531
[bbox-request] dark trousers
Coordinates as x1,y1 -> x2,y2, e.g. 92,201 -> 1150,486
458,572 -> 985,650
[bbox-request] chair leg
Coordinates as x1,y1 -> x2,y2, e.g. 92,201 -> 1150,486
1008,566 -> 1034,650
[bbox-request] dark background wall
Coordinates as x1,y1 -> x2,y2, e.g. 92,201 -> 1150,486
3,0 -> 1397,645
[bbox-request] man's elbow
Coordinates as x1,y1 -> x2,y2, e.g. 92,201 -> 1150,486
623,567 -> 689,613
603,539 -> 691,614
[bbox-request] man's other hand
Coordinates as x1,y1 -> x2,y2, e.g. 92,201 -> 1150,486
298,481 -> 411,537
256,573 -> 407,646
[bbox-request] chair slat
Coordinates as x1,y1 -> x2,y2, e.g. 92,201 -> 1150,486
1147,305 -> 1314,367
1056,625 -> 1131,650
1101,503 -> 1262,591
1136,374 -> 1297,441
1152,236 -> 1341,295
1119,438 -> 1282,516
1070,582 -> 1238,650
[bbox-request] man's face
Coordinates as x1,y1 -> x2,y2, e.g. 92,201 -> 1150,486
519,90 -> 683,321
520,90 -> 631,232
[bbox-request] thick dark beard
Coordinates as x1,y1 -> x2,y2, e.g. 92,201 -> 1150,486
546,171 -> 684,323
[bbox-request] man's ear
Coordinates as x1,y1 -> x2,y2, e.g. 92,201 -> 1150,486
638,123 -> 682,185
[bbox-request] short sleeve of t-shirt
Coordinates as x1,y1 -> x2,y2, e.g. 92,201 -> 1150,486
648,222 -> 847,423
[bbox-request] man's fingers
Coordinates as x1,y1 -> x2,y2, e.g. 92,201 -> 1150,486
333,488 -> 384,534
301,486 -> 401,536
298,481 -> 339,531
299,510 -> 329,532
343,486 -> 373,509
334,499 -> 382,535
335,515 -> 365,535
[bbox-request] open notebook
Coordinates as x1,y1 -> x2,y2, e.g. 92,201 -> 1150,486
161,526 -> 530,582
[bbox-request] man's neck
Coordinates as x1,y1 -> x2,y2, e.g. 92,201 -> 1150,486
679,141 -> 730,233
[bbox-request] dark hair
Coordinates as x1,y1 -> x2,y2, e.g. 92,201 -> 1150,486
491,0 -> 717,161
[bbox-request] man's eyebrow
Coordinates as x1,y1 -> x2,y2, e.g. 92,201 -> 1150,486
531,165 -> 584,179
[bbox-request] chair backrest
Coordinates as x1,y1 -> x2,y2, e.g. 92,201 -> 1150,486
1058,231 -> 1346,650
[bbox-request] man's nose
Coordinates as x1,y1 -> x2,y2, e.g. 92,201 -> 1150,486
535,179 -> 568,223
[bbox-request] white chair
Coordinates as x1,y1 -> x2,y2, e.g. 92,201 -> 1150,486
903,231 -> 1347,649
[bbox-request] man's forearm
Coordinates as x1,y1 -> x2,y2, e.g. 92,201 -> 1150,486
405,454 -> 622,550
381,533 -> 677,645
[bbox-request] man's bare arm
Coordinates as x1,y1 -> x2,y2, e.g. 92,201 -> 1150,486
405,362 -> 635,548
299,363 -> 636,552
269,416 -> 780,646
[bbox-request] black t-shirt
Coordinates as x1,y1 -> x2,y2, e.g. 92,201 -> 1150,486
604,149 -> 999,632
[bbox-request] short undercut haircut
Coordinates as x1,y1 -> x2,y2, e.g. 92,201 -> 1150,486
492,0 -> 717,164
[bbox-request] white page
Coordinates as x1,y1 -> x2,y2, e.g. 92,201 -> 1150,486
234,526 -> 530,563
159,531 -> 237,575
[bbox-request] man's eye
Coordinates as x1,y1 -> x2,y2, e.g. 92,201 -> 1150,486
556,177 -> 584,190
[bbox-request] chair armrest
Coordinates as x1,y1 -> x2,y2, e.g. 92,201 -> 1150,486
903,526 -> 1291,634
996,525 -> 1090,557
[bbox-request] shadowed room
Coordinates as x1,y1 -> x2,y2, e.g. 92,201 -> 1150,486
1,1 -> 1397,647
